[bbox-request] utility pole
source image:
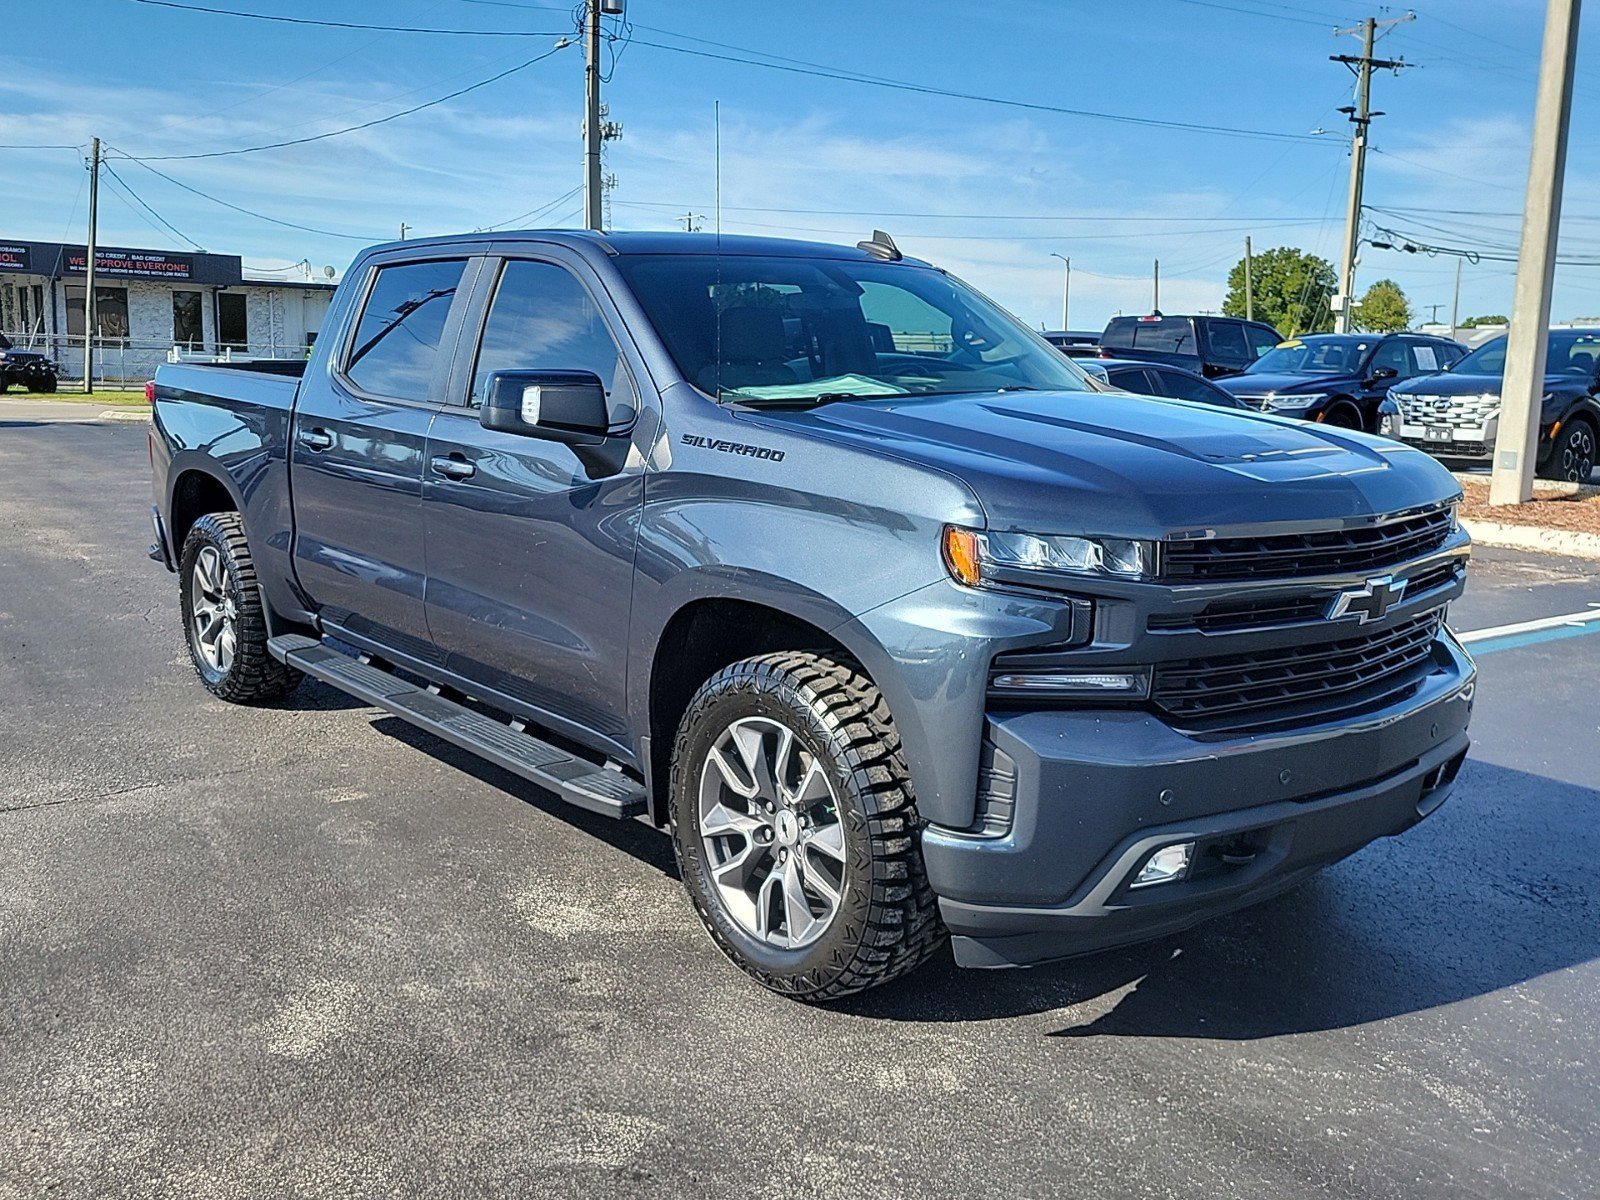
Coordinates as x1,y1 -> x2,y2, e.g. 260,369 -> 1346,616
398,222 -> 411,240
1050,252 -> 1070,330
83,137 -> 100,394
678,211 -> 704,232
1332,14 -> 1413,334
1450,257 -> 1463,336
1244,236 -> 1255,322
583,0 -> 604,230
1424,303 -> 1445,324
1153,258 -> 1160,313
1491,0 -> 1583,506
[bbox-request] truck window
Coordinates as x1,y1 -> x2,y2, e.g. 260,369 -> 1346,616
344,259 -> 467,400
1207,321 -> 1249,365
1244,323 -> 1279,360
1102,317 -> 1195,354
468,260 -> 630,420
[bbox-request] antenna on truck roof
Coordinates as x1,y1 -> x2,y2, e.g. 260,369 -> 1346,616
857,230 -> 902,262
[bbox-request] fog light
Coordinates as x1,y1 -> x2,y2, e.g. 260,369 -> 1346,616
1130,841 -> 1195,889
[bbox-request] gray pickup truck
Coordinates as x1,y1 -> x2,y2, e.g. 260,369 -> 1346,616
149,230 -> 1476,1001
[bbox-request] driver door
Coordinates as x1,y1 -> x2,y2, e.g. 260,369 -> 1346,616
421,250 -> 645,757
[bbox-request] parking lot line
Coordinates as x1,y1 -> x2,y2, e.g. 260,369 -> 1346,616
1457,606 -> 1600,655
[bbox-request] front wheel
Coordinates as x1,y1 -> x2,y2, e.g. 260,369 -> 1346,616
670,652 -> 944,1001
1539,418 -> 1596,483
178,512 -> 301,703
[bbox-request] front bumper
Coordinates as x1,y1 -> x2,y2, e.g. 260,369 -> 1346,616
922,632 -> 1475,968
1397,415 -> 1498,461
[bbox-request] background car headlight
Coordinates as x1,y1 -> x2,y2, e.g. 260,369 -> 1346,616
1271,392 -> 1324,409
943,526 -> 1152,586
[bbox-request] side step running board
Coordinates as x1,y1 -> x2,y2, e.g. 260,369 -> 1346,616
268,634 -> 646,820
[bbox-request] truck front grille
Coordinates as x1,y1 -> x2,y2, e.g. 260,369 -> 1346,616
1160,505 -> 1453,582
1150,609 -> 1444,724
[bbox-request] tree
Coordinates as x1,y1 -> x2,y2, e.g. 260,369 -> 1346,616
1222,247 -> 1336,336
1352,279 -> 1413,333
1460,314 -> 1509,328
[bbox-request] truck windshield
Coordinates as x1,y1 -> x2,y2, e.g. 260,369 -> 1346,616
614,253 -> 1092,402
1244,336 -> 1369,375
1455,332 -> 1600,378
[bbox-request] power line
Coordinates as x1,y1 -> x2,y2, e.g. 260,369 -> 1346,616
1163,0 -> 1342,27
108,151 -> 381,241
627,37 -> 1329,144
616,199 -> 1336,222
128,0 -> 570,36
480,184 -> 584,230
110,41 -> 571,161
0,143 -> 83,150
100,161 -> 207,250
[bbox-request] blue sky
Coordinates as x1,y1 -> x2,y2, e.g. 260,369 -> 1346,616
4,0 -> 1598,329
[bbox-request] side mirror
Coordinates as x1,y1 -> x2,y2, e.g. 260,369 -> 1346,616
480,370 -> 610,443
1368,365 -> 1399,385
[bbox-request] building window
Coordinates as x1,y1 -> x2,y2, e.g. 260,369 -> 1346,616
65,285 -> 130,342
173,290 -> 203,349
217,292 -> 247,350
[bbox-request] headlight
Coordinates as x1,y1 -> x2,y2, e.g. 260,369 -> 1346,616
1271,392 -> 1324,409
943,526 -> 1152,587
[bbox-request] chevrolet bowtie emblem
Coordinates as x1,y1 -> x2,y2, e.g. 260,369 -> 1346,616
1327,575 -> 1407,624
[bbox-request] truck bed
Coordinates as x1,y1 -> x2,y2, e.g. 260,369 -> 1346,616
154,360 -> 303,411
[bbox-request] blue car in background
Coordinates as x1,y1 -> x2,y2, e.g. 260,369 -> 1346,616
1217,332 -> 1467,432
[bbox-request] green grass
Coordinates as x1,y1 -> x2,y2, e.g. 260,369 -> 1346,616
1,388 -> 147,405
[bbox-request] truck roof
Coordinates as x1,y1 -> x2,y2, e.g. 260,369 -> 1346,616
357,228 -> 933,265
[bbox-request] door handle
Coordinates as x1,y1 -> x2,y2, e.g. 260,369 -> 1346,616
430,454 -> 476,481
299,427 -> 335,452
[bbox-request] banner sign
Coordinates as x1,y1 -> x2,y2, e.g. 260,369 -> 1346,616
64,247 -> 196,280
0,245 -> 30,272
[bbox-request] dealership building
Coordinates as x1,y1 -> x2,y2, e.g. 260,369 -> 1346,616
0,239 -> 336,384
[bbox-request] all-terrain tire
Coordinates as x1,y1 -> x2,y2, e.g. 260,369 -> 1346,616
178,512 -> 301,704
1538,417 -> 1596,483
670,651 -> 945,1002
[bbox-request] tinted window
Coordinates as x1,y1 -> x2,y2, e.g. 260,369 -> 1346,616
1207,321 -> 1249,363
1106,366 -> 1156,393
1154,368 -> 1234,406
345,259 -> 466,400
217,293 -> 247,350
1367,339 -> 1409,378
1408,342 -> 1445,375
1102,317 -> 1196,354
470,260 -> 629,418
173,290 -> 203,349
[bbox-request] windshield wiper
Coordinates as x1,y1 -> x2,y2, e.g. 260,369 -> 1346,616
727,391 -> 893,409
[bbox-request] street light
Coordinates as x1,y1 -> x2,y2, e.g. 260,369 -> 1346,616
1049,253 -> 1071,331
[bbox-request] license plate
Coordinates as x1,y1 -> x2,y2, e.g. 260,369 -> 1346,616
1424,426 -> 1453,442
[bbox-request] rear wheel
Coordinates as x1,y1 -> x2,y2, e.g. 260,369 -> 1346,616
670,651 -> 944,1001
1539,418 -> 1596,483
179,512 -> 301,703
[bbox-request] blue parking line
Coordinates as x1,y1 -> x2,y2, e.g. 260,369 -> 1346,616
1465,622 -> 1600,656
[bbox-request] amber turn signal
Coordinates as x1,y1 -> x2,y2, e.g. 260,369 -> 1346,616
942,526 -> 983,588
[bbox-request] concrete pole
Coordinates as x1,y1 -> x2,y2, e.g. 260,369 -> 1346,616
1489,0 -> 1582,506
83,137 -> 99,394
1153,258 -> 1160,313
1050,253 -> 1070,329
1244,236 -> 1255,322
583,0 -> 603,231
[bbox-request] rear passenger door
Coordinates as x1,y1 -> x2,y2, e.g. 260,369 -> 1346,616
290,253 -> 476,653
421,250 -> 646,756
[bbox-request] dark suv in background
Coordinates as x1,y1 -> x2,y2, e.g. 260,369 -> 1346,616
1217,332 -> 1467,432
1098,314 -> 1282,378
1387,330 -> 1600,481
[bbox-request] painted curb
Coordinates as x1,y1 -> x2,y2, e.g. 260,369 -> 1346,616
98,409 -> 151,423
1461,518 -> 1600,561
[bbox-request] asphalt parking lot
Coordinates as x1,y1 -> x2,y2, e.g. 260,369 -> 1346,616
2,416 -> 1597,1200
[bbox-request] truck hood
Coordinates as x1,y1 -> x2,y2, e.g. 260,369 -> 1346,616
1216,371 -> 1358,396
744,390 -> 1455,538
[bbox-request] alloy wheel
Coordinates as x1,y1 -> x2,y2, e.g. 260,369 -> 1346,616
697,716 -> 846,950
189,544 -> 238,674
